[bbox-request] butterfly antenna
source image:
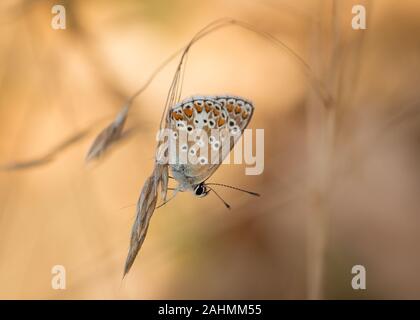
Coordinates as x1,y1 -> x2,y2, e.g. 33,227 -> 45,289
207,186 -> 231,210
206,183 -> 260,197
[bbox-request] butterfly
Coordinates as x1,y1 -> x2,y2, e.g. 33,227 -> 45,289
158,94 -> 259,208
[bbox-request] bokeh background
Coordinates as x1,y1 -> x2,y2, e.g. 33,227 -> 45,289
0,0 -> 420,299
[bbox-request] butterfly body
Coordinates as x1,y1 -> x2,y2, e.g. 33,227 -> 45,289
170,163 -> 199,192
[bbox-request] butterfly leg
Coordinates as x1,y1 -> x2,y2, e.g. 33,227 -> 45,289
156,186 -> 180,209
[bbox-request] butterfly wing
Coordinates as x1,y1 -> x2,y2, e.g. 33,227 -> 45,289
167,95 -> 254,188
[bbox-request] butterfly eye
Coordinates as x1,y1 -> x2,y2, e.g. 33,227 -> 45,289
205,101 -> 214,107
237,100 -> 245,107
208,120 -> 215,128
195,185 -> 203,195
195,100 -> 203,106
228,119 -> 236,128
209,136 -> 216,144
194,184 -> 207,197
189,148 -> 196,156
245,104 -> 252,112
218,99 -> 226,106
172,132 -> 178,139
187,125 -> 193,132
181,144 -> 188,152
227,99 -> 235,105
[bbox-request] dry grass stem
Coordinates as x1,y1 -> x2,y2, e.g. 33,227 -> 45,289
123,163 -> 168,276
85,105 -> 129,162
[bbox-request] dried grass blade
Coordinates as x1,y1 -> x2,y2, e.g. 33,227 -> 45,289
1,128 -> 91,171
85,105 -> 129,162
123,166 -> 161,276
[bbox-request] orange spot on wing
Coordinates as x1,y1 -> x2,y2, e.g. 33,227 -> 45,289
226,104 -> 234,112
172,111 -> 184,121
213,109 -> 220,116
242,111 -> 248,119
205,105 -> 213,113
217,118 -> 226,127
235,106 -> 242,114
194,102 -> 203,113
184,108 -> 193,117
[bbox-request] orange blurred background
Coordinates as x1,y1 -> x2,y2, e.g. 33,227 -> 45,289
0,0 -> 420,299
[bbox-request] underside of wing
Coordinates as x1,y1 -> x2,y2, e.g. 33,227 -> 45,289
167,95 -> 254,185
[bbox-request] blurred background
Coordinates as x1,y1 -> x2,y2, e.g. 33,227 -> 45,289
0,0 -> 420,299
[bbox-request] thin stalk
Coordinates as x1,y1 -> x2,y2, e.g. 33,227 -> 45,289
306,0 -> 339,300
